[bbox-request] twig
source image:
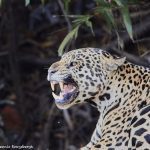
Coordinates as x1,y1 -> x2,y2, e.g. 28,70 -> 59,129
63,110 -> 74,130
6,0 -> 25,116
57,0 -> 72,31
37,103 -> 58,150
57,0 -> 74,53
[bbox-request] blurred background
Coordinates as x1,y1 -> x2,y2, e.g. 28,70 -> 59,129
0,0 -> 150,150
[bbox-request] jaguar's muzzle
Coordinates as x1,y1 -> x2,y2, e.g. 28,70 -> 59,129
49,76 -> 79,107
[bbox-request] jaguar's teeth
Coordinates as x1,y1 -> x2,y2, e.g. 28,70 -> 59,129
52,92 -> 60,99
59,81 -> 64,91
50,81 -> 58,91
50,82 -> 55,91
52,92 -> 64,100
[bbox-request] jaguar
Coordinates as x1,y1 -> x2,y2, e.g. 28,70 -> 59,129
47,48 -> 150,150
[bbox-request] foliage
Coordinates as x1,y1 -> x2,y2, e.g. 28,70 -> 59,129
58,0 -> 137,55
58,15 -> 94,56
23,0 -> 137,55
58,25 -> 79,56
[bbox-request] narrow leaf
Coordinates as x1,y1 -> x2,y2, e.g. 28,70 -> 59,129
114,0 -> 124,6
0,0 -> 2,7
97,9 -> 116,29
121,6 -> 133,40
25,0 -> 30,6
58,26 -> 79,56
85,20 -> 94,36
105,10 -> 116,28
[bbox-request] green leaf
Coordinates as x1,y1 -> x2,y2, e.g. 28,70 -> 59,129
73,15 -> 91,24
0,0 -> 2,6
25,0 -> 30,6
121,6 -> 133,40
114,0 -> 124,6
96,8 -> 116,29
73,15 -> 94,35
58,26 -> 80,56
105,10 -> 116,28
85,20 -> 94,36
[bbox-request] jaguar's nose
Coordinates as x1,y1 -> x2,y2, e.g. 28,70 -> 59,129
49,70 -> 57,74
48,68 -> 57,74
47,68 -> 57,81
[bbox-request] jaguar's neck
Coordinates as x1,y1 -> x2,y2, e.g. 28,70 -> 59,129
94,62 -> 150,117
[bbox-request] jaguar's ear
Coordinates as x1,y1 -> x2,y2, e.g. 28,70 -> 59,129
106,57 -> 126,71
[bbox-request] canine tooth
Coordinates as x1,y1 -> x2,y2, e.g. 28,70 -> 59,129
59,82 -> 64,91
50,82 -> 55,91
52,92 -> 60,99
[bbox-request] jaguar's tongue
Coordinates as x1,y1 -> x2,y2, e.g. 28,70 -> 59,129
51,82 -> 76,101
63,84 -> 75,94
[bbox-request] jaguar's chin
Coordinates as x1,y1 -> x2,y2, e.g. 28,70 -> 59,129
50,76 -> 79,109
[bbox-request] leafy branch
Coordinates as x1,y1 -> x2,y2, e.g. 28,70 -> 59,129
23,0 -> 137,55
58,15 -> 93,56
96,0 -> 134,40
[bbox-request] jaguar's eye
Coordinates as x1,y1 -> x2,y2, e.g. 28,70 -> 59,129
69,62 -> 77,67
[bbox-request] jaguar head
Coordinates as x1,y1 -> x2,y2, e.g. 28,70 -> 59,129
47,48 -> 125,109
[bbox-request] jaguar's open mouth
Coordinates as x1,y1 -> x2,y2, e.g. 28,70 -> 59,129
50,77 -> 79,107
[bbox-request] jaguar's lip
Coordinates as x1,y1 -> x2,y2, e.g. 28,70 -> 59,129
50,78 -> 79,107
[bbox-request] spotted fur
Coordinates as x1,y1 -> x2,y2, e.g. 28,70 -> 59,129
47,48 -> 150,149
